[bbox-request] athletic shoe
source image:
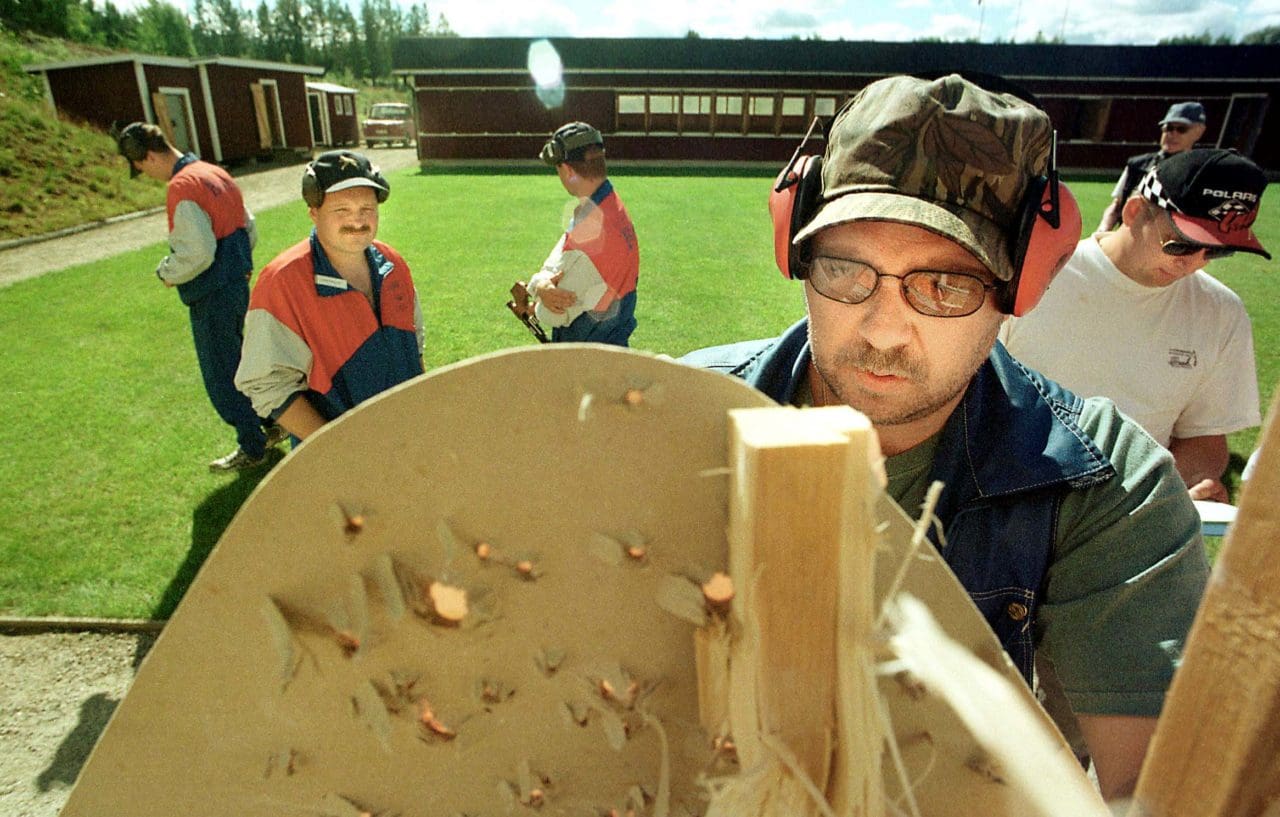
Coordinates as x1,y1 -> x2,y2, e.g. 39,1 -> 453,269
264,425 -> 290,449
208,448 -> 265,472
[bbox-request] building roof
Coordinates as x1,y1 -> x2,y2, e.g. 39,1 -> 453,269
307,81 -> 358,94
25,53 -> 324,76
393,36 -> 1280,82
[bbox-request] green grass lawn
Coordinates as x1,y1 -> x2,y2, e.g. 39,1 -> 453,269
0,168 -> 1275,619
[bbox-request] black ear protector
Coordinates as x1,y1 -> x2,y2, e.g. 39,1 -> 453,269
768,86 -> 1082,317
540,122 -> 604,166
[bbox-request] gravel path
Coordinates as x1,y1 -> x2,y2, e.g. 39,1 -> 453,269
0,631 -> 156,817
0,147 -> 419,288
0,148 -> 419,817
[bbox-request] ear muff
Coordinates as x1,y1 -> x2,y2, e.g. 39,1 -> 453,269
769,154 -> 824,280
539,135 -> 564,166
302,169 -> 323,208
118,131 -> 148,163
1001,172 -> 1082,316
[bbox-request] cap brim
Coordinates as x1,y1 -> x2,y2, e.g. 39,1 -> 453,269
1171,212 -> 1272,260
793,191 -> 1015,282
324,178 -> 388,196
1159,117 -> 1196,126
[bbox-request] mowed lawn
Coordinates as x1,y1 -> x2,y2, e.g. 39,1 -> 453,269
0,165 -> 1275,619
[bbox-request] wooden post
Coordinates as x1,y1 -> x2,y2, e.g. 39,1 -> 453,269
1130,393 -> 1280,816
719,405 -> 884,816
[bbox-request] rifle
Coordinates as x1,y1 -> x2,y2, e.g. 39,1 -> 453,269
506,281 -> 549,344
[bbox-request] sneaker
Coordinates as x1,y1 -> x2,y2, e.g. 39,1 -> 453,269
208,447 -> 265,472
264,425 -> 290,449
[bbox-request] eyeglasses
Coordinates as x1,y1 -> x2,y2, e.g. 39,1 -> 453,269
1161,240 -> 1235,261
1161,123 -> 1191,134
808,255 -> 996,318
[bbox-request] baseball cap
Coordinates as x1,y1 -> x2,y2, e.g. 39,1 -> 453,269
302,150 -> 389,207
794,73 -> 1053,283
540,121 -> 604,166
1159,102 -> 1207,127
1137,148 -> 1271,259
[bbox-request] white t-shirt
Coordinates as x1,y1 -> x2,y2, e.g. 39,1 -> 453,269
1000,237 -> 1260,446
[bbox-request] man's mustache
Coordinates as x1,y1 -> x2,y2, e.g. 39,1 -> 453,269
841,343 -> 925,380
340,227 -> 371,235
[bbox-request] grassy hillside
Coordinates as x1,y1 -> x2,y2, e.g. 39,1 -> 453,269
0,28 -> 413,243
0,28 -> 164,242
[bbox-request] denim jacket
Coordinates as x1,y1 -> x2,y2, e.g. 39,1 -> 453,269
683,319 -> 1116,680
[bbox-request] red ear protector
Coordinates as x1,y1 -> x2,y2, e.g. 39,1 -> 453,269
769,118 -> 825,281
769,122 -> 1082,317
1001,133 -> 1082,316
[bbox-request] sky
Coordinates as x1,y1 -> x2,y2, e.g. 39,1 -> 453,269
424,0 -> 1280,45
120,0 -> 1280,45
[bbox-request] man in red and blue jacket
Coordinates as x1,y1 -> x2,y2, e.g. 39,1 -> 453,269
117,122 -> 278,471
235,151 -> 423,442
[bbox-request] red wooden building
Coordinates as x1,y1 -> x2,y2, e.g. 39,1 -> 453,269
392,37 -> 1280,175
306,81 -> 360,147
26,53 -> 324,164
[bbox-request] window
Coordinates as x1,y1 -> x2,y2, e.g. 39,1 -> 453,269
749,96 -> 774,116
649,95 -> 678,114
619,94 -> 646,114
781,97 -> 806,117
716,96 -> 743,115
815,97 -> 837,117
683,95 -> 711,114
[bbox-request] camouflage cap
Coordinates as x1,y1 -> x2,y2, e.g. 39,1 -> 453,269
794,73 -> 1053,282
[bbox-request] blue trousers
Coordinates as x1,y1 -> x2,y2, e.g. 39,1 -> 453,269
188,280 -> 266,458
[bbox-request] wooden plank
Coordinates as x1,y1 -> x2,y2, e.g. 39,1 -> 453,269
1130,391 -> 1280,816
249,83 -> 271,150
722,405 -> 883,814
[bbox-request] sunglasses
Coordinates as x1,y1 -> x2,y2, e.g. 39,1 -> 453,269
1161,123 -> 1191,134
1161,240 -> 1236,261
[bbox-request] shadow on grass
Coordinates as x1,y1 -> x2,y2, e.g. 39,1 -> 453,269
147,449 -> 286,623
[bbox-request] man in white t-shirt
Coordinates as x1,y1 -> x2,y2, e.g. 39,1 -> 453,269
1002,148 -> 1272,502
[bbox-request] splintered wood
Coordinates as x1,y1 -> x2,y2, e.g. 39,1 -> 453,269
703,406 -> 884,817
1130,391 -> 1280,817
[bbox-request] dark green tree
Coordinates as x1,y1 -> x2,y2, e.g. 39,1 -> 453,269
132,0 -> 195,56
1241,25 -> 1280,44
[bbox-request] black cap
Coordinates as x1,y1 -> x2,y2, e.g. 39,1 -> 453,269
1138,148 -> 1270,260
1159,102 -> 1207,126
302,150 -> 390,207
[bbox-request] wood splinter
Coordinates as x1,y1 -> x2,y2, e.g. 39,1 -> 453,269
418,700 -> 457,740
700,571 -> 734,610
428,581 -> 468,624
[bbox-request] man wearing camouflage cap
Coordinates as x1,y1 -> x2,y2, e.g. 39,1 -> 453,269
684,73 -> 1207,800
523,121 -> 640,346
236,150 -> 423,442
1004,148 -> 1270,504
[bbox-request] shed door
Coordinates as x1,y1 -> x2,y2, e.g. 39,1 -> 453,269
250,83 -> 272,150
152,90 -> 197,154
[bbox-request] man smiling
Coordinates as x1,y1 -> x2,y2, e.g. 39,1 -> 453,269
235,150 -> 423,442
684,73 -> 1208,800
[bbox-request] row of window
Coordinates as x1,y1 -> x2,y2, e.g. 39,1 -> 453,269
615,92 -> 841,136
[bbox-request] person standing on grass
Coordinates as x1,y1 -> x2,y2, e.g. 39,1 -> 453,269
1002,148 -> 1270,503
235,150 -> 423,442
523,121 -> 640,346
1095,101 -> 1206,234
683,73 -> 1208,800
114,121 -> 285,472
